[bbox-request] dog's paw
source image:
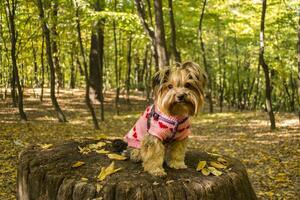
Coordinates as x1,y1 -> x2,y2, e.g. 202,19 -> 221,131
148,168 -> 167,177
167,161 -> 187,169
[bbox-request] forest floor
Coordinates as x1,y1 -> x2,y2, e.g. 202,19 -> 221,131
0,88 -> 299,200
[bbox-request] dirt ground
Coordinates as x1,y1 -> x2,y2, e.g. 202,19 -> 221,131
0,88 -> 299,199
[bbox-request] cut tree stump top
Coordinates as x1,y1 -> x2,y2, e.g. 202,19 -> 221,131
17,139 -> 257,200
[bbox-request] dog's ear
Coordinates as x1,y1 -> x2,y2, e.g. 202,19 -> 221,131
152,67 -> 170,89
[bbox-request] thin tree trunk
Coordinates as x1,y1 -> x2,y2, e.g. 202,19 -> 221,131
154,0 -> 169,68
126,34 -> 132,104
75,1 -> 99,129
97,7 -> 105,121
40,35 -> 45,102
70,46 -> 75,89
51,0 -> 63,89
37,0 -> 67,122
198,0 -> 213,113
32,41 -> 38,87
168,0 -> 180,63
5,0 -> 27,121
297,14 -> 300,122
259,0 -> 275,130
113,21 -> 120,115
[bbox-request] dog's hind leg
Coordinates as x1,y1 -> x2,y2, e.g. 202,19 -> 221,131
141,134 -> 166,177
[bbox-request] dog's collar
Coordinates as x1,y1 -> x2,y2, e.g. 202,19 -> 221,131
147,104 -> 189,134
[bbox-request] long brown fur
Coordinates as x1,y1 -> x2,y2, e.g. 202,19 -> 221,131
129,61 -> 207,177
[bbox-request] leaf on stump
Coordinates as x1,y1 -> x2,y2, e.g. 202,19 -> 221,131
72,161 -> 85,168
196,161 -> 207,171
97,161 -> 122,181
217,157 -> 229,165
210,161 -> 226,169
201,168 -> 210,176
107,153 -> 128,160
96,149 -> 110,154
39,143 -> 53,149
208,166 -> 223,176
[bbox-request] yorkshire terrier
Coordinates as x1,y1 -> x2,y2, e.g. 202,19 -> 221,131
124,61 -> 207,177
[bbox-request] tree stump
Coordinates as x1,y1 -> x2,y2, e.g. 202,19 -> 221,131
17,139 -> 257,200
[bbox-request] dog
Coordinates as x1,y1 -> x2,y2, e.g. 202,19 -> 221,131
124,61 -> 207,177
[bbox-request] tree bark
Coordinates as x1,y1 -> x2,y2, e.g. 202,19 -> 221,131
75,1 -> 99,130
259,0 -> 276,130
154,0 -> 169,68
198,0 -> 213,113
5,0 -> 27,121
37,0 -> 67,122
126,34 -> 132,104
17,139 -> 257,200
51,0 -> 63,89
297,14 -> 300,122
40,35 -> 45,102
168,0 -> 181,63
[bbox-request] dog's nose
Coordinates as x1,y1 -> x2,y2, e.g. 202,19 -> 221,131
177,94 -> 186,102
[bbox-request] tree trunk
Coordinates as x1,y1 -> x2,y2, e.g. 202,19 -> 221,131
198,0 -> 213,113
168,0 -> 181,63
259,0 -> 275,130
5,0 -> 27,121
51,0 -> 63,89
98,8 -> 105,122
17,139 -> 257,200
75,1 -> 99,130
37,0 -> 67,122
297,14 -> 300,122
32,41 -> 39,87
126,34 -> 132,104
154,0 -> 169,68
40,35 -> 45,102
113,0 -> 120,115
70,46 -> 76,89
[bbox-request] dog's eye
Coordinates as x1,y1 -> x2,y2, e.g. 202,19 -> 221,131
168,84 -> 173,89
184,83 -> 192,88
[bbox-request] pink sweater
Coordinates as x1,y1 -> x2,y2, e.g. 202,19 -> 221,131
124,105 -> 191,149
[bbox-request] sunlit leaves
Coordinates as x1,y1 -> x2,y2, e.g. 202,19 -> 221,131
97,161 -> 122,181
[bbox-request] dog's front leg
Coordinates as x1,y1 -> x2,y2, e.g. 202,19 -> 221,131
141,134 -> 166,177
166,138 -> 188,169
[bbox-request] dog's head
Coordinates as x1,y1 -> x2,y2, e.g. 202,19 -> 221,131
152,61 -> 207,116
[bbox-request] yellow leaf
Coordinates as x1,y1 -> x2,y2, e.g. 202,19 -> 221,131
217,157 -> 229,165
39,143 -> 53,149
196,161 -> 207,171
97,161 -> 122,181
107,153 -> 127,160
72,161 -> 85,168
208,167 -> 223,176
201,168 -> 210,176
210,161 -> 226,169
96,149 -> 110,154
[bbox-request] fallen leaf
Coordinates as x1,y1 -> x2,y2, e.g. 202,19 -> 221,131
81,177 -> 88,181
107,153 -> 127,160
72,161 -> 85,168
208,167 -> 223,176
97,161 -> 122,181
96,149 -> 110,154
39,143 -> 53,149
196,161 -> 207,171
166,180 -> 174,184
217,157 -> 229,165
201,168 -> 210,176
153,181 -> 159,186
210,161 -> 226,169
